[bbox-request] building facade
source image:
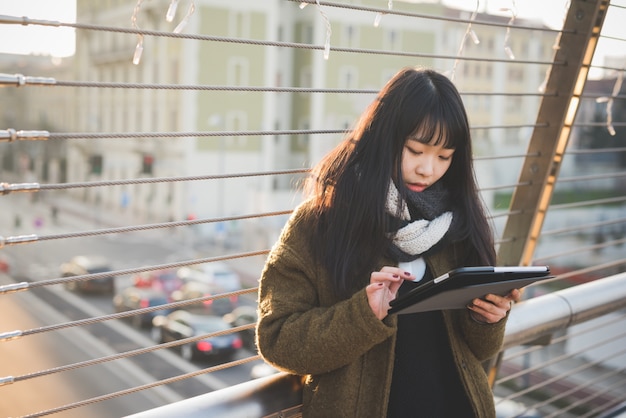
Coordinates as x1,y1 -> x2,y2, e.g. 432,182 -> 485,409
1,0 -> 567,241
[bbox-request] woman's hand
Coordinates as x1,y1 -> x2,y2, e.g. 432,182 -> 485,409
366,267 -> 415,320
467,288 -> 522,324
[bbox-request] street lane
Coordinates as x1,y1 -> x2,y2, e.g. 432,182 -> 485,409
0,274 -> 172,418
0,269 -> 266,418
1,193 -> 270,415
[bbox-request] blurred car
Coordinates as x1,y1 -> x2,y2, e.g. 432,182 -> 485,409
113,286 -> 173,328
0,254 -> 10,273
171,280 -> 238,316
60,255 -> 115,294
177,262 -> 242,293
223,305 -> 257,351
494,396 -> 542,418
133,269 -> 184,296
250,362 -> 279,380
151,310 -> 243,362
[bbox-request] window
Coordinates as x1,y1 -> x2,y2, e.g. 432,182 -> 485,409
293,121 -> 309,152
300,67 -> 312,89
302,24 -> 313,44
508,67 -> 524,82
225,111 -> 248,146
141,154 -> 154,175
90,154 -> 103,175
383,30 -> 400,51
227,58 -> 249,86
170,109 -> 179,132
339,67 -> 358,91
229,12 -> 250,38
170,59 -> 179,84
342,25 -> 359,48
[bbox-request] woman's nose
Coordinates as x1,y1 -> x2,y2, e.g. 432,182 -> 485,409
415,157 -> 433,176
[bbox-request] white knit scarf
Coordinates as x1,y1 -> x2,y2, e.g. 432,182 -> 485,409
385,181 -> 453,261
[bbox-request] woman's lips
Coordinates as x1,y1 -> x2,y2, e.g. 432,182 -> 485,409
407,183 -> 427,192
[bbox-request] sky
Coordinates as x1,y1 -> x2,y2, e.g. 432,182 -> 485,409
440,0 -> 570,29
0,0 -> 623,67
441,0 -> 626,74
0,0 -> 77,57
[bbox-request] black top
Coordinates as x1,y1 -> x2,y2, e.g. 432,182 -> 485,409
387,273 -> 475,418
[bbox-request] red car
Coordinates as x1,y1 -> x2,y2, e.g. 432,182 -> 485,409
133,269 -> 184,296
0,254 -> 9,273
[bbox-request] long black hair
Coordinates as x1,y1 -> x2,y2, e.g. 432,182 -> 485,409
304,67 -> 495,299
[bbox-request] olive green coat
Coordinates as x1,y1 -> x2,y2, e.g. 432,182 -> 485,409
257,203 -> 507,418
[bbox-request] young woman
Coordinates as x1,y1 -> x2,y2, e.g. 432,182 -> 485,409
256,67 -> 520,417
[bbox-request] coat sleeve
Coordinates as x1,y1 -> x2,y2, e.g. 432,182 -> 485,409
256,214 -> 396,376
452,309 -> 507,361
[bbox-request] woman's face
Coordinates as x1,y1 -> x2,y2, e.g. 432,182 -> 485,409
401,131 -> 454,193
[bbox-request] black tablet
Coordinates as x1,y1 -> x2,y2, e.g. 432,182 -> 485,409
388,266 -> 553,315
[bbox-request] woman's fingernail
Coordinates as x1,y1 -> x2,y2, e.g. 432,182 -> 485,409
392,274 -> 399,278
404,271 -> 411,276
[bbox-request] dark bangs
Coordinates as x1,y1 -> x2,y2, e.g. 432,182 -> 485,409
401,72 -> 470,151
409,111 -> 467,150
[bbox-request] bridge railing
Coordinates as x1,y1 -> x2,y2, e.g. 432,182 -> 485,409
0,0 -> 624,417
127,272 -> 626,418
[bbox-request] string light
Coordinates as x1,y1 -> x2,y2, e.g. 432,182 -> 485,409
316,0 -> 332,60
596,69 -> 624,136
501,1 -> 517,60
374,13 -> 384,28
131,0 -> 195,65
131,0 -> 145,65
374,0 -> 394,27
166,0 -> 180,22
167,0 -> 196,34
538,38 -> 560,93
449,1 -> 480,81
539,1 -> 567,93
297,1 -> 331,59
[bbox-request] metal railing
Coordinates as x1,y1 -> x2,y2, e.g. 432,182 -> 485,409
126,272 -> 626,418
0,0 -> 624,417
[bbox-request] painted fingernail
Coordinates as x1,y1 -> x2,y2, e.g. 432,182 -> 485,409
404,271 -> 411,276
392,274 -> 399,278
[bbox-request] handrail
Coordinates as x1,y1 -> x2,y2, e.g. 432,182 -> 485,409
126,272 -> 626,418
504,272 -> 626,349
126,372 -> 304,418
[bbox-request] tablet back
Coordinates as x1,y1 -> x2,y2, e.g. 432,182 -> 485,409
388,266 -> 552,315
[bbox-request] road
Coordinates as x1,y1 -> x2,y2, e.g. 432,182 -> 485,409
0,210 -> 267,417
0,275 -> 171,418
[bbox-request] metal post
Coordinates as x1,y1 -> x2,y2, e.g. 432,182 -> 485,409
496,0 -> 611,267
